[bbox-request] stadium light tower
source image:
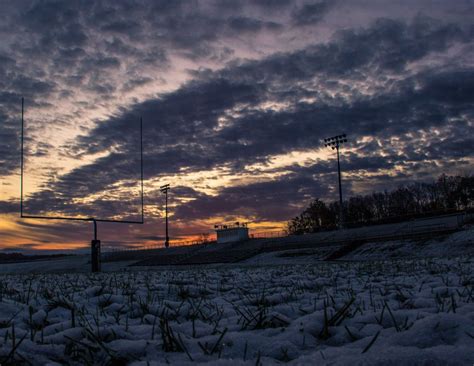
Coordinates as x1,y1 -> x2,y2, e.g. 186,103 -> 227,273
160,184 -> 170,248
324,134 -> 348,229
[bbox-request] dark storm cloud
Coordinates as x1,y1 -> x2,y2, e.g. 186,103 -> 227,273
0,3 -> 60,176
0,0 -> 305,179
100,19 -> 142,35
252,0 -> 293,10
0,0 -> 472,242
223,16 -> 467,82
19,15 -> 473,221
0,200 -> 17,214
227,16 -> 282,32
171,152 -> 407,223
173,175 -> 328,223
172,138 -> 473,224
9,0 -> 287,69
80,16 -> 470,150
291,1 -> 333,25
0,125 -> 19,175
122,77 -> 154,93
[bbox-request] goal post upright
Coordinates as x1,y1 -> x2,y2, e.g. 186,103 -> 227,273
140,116 -> 144,224
20,97 -> 24,217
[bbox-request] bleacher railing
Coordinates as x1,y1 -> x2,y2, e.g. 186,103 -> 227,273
249,230 -> 288,239
103,210 -> 472,255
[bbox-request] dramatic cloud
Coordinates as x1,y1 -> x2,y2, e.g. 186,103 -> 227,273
22,16 -> 473,211
0,0 -> 472,250
291,1 -> 332,25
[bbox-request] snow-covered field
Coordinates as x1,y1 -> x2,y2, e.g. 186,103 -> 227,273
1,256 -> 474,365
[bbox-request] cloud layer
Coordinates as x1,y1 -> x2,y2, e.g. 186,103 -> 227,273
0,0 -> 473,248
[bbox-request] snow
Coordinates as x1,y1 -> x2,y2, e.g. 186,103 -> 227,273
345,227 -> 474,261
1,254 -> 474,365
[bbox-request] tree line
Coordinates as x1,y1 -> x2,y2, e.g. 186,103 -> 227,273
288,174 -> 474,235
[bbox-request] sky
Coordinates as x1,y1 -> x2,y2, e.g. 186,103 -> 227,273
0,0 -> 473,253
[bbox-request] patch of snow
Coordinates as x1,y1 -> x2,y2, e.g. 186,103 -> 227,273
0,255 -> 473,364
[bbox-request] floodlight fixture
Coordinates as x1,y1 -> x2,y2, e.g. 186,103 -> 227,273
20,98 -> 145,272
323,133 -> 349,229
160,183 -> 170,248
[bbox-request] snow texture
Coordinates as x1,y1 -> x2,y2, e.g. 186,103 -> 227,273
1,255 -> 473,365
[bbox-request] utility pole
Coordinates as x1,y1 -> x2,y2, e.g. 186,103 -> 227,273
324,134 -> 348,229
160,184 -> 170,248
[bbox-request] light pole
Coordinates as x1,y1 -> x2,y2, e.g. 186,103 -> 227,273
160,184 -> 170,248
324,134 -> 348,229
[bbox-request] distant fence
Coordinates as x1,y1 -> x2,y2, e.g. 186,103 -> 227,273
102,238 -> 216,253
102,230 -> 289,253
249,230 -> 288,239
342,207 -> 474,229
103,210 -> 472,254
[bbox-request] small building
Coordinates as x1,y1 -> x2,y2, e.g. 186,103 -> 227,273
215,222 -> 249,244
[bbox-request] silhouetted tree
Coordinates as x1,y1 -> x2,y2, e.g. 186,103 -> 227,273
288,174 -> 473,235
288,198 -> 336,234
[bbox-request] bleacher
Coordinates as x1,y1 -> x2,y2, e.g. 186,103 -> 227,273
258,232 -> 339,253
103,243 -> 207,263
131,240 -> 263,266
105,212 -> 469,267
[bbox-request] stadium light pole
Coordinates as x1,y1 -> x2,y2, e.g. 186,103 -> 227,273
324,134 -> 348,229
160,184 -> 170,248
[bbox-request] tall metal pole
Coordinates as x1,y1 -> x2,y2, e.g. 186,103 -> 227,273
140,117 -> 144,224
20,97 -> 24,217
165,190 -> 169,248
336,144 -> 344,228
324,134 -> 348,229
